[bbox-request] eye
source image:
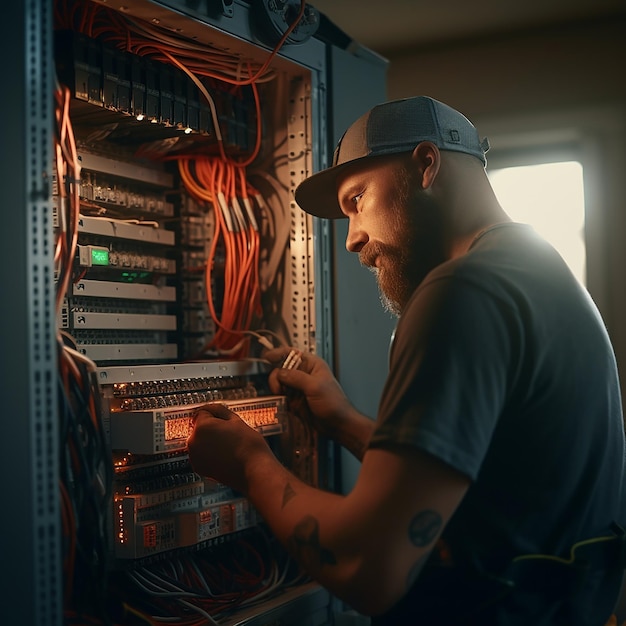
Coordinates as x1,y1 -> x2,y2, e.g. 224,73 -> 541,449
352,192 -> 363,205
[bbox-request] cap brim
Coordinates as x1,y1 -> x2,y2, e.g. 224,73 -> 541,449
294,166 -> 347,219
297,151 -> 411,218
295,154 -> 380,219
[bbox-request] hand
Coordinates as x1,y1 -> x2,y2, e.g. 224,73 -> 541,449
186,403 -> 272,493
264,347 -> 356,440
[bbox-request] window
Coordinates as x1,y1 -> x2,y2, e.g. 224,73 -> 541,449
488,160 -> 586,285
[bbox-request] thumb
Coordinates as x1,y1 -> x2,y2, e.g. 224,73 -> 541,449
270,367 -> 304,395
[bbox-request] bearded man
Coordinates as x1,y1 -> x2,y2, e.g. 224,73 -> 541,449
187,96 -> 626,626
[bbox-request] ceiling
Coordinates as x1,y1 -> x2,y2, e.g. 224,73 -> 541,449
308,0 -> 626,53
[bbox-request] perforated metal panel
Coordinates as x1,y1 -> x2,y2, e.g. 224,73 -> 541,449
1,0 -> 61,624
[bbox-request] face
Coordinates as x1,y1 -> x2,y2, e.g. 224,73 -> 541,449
337,155 -> 446,316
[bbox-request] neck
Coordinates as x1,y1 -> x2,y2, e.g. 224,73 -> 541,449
434,151 -> 512,261
450,213 -> 512,258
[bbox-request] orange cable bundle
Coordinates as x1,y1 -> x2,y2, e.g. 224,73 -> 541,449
178,157 -> 262,357
54,84 -> 81,317
150,47 -> 269,358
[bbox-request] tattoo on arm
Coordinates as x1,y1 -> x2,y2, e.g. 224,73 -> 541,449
281,482 -> 297,509
409,510 -> 442,547
288,515 -> 337,569
404,511 -> 442,591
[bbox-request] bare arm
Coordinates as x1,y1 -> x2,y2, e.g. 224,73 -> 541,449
187,405 -> 470,616
266,347 -> 375,461
324,405 -> 375,461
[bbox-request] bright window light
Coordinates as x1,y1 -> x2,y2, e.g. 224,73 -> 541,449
488,161 -> 586,285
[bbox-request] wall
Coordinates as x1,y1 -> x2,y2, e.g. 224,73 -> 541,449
383,17 -> 626,121
380,16 -> 626,396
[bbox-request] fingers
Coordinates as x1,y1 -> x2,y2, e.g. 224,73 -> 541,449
268,364 -> 301,395
188,403 -> 238,446
274,365 -> 311,391
194,402 -> 234,422
263,346 -> 293,365
281,348 -> 302,370
265,346 -> 311,371
264,347 -> 324,396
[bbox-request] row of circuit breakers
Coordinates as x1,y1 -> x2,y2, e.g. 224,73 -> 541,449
55,29 -> 257,144
53,21 -> 315,562
100,361 -> 302,561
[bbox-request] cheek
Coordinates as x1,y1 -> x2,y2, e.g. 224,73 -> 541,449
375,206 -> 406,240
385,212 -> 415,252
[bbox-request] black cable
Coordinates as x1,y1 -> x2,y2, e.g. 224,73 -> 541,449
58,340 -> 114,625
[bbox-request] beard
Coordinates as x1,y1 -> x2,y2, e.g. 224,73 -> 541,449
359,184 -> 445,317
362,243 -> 429,317
368,266 -> 401,317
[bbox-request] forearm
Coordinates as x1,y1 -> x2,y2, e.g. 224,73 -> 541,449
328,407 -> 376,461
242,451 -> 365,605
241,446 -> 445,616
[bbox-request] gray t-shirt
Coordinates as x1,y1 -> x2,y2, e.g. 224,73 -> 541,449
370,223 -> 626,625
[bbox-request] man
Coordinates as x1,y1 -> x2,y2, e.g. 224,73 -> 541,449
187,96 -> 626,624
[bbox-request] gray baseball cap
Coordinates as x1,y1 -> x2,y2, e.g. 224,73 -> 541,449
295,96 -> 489,219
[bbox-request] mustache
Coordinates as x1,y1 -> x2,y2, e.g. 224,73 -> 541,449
359,243 -> 383,268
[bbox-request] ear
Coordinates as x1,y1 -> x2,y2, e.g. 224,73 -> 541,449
410,141 -> 440,190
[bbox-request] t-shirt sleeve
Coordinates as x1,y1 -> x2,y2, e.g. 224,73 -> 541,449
368,274 -> 518,481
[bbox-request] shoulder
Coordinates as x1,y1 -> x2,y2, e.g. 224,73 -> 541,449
399,222 -> 564,332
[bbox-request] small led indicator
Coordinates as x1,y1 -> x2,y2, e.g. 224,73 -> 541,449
91,248 -> 110,266
121,271 -> 150,282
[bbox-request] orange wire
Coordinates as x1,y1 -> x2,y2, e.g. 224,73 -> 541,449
227,163 -> 246,327
214,160 -> 236,337
213,0 -> 306,87
195,159 -> 231,340
232,69 -> 263,167
227,163 -> 254,346
234,167 -> 260,330
54,85 -> 81,317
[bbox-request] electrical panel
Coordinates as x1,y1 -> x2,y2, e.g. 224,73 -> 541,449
0,0 -> 387,624
51,0 -> 330,622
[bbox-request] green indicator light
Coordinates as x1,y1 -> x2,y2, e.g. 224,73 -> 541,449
120,271 -> 151,283
91,248 -> 109,266
121,271 -> 139,282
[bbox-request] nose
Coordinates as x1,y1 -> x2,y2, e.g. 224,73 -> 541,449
345,216 -> 368,253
